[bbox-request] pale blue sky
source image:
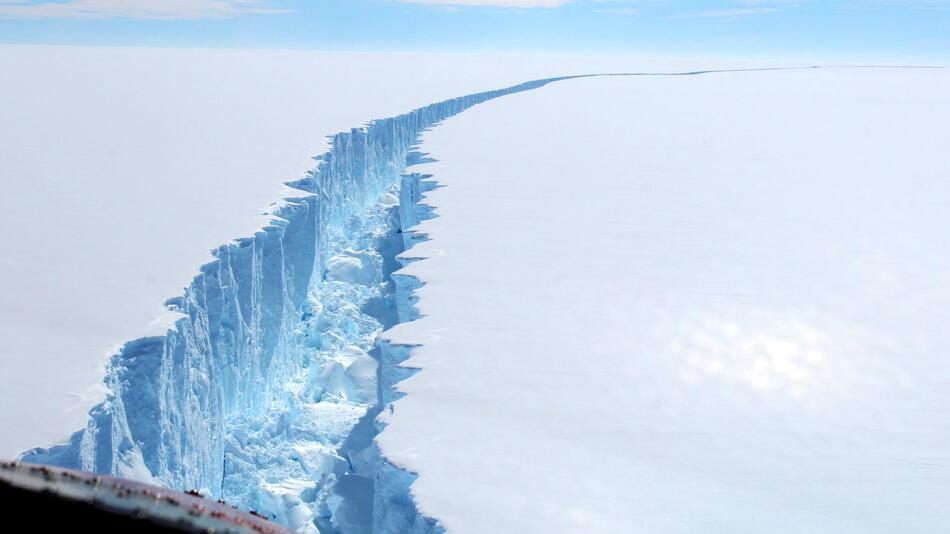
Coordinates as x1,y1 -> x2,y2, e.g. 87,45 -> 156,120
0,1 -> 947,61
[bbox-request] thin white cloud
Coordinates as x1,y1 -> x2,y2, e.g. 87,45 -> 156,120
869,0 -> 950,8
734,0 -> 809,4
0,0 -> 289,19
595,7 -> 638,14
398,0 -> 572,7
670,6 -> 780,19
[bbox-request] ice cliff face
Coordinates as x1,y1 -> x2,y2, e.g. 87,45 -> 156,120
22,76 -> 575,533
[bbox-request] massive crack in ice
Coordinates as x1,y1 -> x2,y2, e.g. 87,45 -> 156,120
21,66 -> 888,532
20,75 -> 577,533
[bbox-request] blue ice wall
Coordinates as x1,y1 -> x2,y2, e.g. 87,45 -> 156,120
22,76 -> 576,532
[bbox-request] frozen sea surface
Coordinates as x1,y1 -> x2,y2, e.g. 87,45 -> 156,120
381,67 -> 950,533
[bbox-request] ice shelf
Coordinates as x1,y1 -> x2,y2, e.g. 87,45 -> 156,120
375,68 -> 950,533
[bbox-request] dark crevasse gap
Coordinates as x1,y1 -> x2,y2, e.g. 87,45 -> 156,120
22,76 -> 579,533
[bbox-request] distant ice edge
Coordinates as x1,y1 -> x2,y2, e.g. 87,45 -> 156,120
21,75 -> 576,533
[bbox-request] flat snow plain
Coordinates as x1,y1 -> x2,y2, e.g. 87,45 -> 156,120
381,68 -> 950,533
0,46 -> 765,461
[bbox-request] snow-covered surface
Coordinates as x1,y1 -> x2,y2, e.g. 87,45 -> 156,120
6,46 -> 945,533
381,68 -> 950,532
0,45 -> 758,460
